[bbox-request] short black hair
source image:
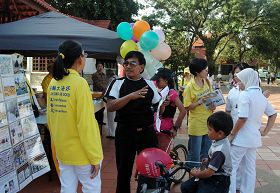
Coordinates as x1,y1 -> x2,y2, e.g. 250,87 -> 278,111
189,58 -> 208,76
96,61 -> 104,68
125,51 -> 146,66
207,111 -> 233,136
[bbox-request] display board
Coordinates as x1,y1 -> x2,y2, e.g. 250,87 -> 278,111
0,54 -> 50,193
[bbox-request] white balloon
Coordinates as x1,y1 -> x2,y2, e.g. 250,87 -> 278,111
152,28 -> 165,43
150,42 -> 171,61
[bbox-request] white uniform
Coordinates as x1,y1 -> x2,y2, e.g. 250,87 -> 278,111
229,86 -> 276,193
225,86 -> 240,124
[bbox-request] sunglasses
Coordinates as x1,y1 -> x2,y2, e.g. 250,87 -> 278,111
123,60 -> 138,67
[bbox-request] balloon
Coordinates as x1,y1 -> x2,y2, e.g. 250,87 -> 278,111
141,50 -> 163,79
117,22 -> 133,40
136,148 -> 172,178
120,40 -> 138,58
152,28 -> 165,43
150,42 -> 172,61
130,22 -> 134,27
133,20 -> 150,41
139,31 -> 159,51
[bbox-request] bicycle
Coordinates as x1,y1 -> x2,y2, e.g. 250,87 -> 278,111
138,161 -> 192,193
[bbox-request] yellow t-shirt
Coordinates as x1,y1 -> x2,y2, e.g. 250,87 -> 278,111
47,69 -> 103,165
184,78 -> 212,136
41,74 -> 53,94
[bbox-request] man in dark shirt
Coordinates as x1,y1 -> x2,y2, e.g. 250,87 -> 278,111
92,62 -> 108,93
105,51 -> 161,193
92,62 -> 109,129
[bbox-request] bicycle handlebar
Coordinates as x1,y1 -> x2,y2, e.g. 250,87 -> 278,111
155,161 -> 192,183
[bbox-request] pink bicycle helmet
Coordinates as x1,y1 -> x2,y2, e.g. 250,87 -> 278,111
136,148 -> 173,178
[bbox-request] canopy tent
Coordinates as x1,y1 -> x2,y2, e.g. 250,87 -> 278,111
0,11 -> 123,59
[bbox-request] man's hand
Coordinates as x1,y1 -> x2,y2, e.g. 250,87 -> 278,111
129,86 -> 148,100
90,164 -> 100,179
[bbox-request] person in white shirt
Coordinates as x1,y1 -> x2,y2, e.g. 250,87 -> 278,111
228,68 -> 277,193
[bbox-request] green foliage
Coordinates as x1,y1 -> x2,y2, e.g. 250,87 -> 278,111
248,0 -> 280,72
148,0 -> 269,74
46,0 -> 139,29
164,30 -> 192,72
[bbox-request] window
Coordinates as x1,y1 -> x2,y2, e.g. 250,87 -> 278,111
32,57 -> 54,72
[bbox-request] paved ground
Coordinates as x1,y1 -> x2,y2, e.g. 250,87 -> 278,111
19,84 -> 280,193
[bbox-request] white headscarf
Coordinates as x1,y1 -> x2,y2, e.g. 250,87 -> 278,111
236,68 -> 259,90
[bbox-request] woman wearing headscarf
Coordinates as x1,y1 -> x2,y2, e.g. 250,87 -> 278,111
228,68 -> 277,193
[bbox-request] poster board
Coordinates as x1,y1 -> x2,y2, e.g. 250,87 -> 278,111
0,54 -> 50,192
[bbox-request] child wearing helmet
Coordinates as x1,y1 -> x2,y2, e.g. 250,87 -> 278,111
181,111 -> 233,193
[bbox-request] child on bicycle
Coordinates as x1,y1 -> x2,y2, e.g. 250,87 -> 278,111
181,111 -> 233,193
151,68 -> 186,150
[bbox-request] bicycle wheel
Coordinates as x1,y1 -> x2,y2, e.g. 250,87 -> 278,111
169,144 -> 188,184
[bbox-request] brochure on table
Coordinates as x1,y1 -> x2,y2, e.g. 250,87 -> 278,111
0,54 -> 50,193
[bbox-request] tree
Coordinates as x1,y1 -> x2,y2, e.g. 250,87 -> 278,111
46,0 -> 139,29
248,0 -> 280,73
164,30 -> 192,73
147,0 -> 268,75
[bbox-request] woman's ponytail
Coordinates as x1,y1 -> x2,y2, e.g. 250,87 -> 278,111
53,53 -> 69,80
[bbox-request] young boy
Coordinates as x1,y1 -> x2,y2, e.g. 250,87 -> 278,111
181,111 -> 233,193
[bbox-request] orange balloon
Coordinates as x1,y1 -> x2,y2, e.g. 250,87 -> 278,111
133,20 -> 150,41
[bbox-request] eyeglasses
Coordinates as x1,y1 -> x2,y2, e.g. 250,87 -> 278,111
82,51 -> 88,58
123,60 -> 138,67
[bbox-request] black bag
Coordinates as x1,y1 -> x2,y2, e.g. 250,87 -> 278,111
26,79 -> 40,118
31,102 -> 40,118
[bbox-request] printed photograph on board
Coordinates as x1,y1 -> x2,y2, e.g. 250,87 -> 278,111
17,96 -> 32,119
16,162 -> 32,190
2,77 -> 16,100
9,121 -> 23,146
5,99 -> 19,124
14,74 -> 28,96
0,55 -> 13,76
21,116 -> 38,139
31,155 -> 50,179
0,126 -> 12,152
11,54 -> 24,74
0,148 -> 15,178
13,142 -> 27,169
0,171 -> 19,193
0,102 -> 8,127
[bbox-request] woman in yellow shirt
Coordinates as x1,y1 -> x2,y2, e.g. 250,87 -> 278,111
47,40 -> 103,193
184,58 -> 215,168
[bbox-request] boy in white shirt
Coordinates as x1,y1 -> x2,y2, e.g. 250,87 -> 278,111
181,111 -> 233,193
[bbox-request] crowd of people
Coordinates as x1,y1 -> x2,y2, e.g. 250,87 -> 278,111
44,40 -> 277,193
